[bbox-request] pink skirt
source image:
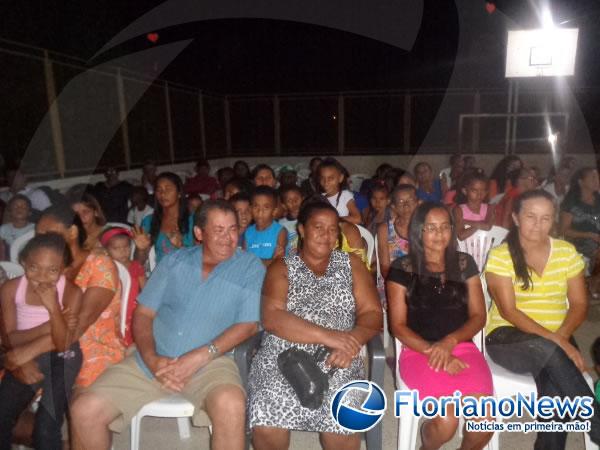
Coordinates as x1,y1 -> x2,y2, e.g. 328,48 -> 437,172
399,342 -> 493,399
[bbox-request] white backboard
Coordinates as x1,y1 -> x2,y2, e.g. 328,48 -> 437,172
505,28 -> 578,78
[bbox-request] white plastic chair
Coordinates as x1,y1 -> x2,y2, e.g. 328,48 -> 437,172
489,193 -> 505,205
374,234 -> 390,349
457,226 -> 508,272
395,330 -> 485,450
481,280 -> 599,450
147,246 -> 157,273
10,229 -> 35,263
348,173 -> 369,193
105,222 -> 132,231
0,261 -> 24,279
114,261 -> 132,338
356,225 -> 375,266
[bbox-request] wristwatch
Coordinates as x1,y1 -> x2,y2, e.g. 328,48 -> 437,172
207,342 -> 220,359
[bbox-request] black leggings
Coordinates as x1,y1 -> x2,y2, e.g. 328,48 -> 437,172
486,326 -> 600,450
0,343 -> 82,450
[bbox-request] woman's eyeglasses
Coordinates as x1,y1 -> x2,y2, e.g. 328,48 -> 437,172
422,223 -> 453,234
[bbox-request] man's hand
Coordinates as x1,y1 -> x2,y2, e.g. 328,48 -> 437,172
12,360 -> 44,385
154,348 -> 211,388
147,355 -> 183,392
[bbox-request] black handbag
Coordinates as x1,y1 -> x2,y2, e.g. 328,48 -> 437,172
277,346 -> 337,410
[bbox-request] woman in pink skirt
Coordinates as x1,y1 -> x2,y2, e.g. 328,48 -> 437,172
387,201 -> 493,450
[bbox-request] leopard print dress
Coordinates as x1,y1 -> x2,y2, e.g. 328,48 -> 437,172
247,250 -> 364,433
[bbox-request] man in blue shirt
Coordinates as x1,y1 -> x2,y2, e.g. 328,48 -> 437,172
71,200 -> 266,450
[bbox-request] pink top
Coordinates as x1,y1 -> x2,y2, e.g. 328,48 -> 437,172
15,275 -> 66,331
460,203 -> 488,222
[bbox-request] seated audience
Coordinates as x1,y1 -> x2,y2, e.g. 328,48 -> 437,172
485,189 -> 600,449
398,171 -> 416,187
439,153 -> 464,194
94,168 -> 133,223
495,168 -> 536,228
318,158 -> 361,224
214,167 -> 236,199
100,227 -> 146,347
135,172 -> 195,264
244,186 -> 287,266
248,199 -> 382,450
414,162 -> 443,203
69,190 -> 107,250
186,194 -> 204,217
141,161 -> 158,196
489,155 -> 523,199
279,185 -> 303,255
278,167 -> 298,189
543,163 -> 572,206
222,178 -> 250,200
361,184 -> 391,236
387,202 -> 493,450
229,192 -> 252,249
376,184 -> 418,304
0,195 -> 34,250
0,234 -> 83,450
233,160 -> 251,180
299,157 -> 322,198
559,167 -> 600,288
0,168 -> 51,213
126,186 -> 153,227
252,164 -> 277,188
183,159 -> 219,197
453,172 -> 495,241
70,200 -> 266,450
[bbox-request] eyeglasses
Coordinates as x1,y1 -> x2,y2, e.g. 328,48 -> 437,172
422,223 -> 453,234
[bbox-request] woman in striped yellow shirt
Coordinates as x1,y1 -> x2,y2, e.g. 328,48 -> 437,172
485,189 -> 600,450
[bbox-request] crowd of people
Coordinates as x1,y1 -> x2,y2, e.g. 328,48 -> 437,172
0,152 -> 599,450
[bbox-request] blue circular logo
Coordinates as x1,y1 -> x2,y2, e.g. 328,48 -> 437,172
330,380 -> 387,432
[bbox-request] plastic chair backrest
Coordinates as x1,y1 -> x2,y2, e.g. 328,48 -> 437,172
0,261 -> 24,279
105,222 -> 132,231
148,246 -> 157,272
456,226 -> 508,272
489,193 -> 505,205
348,174 -> 369,193
114,261 -> 132,337
356,225 -> 375,266
10,229 -> 35,264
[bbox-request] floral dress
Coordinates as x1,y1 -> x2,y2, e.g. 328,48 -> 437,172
75,253 -> 124,387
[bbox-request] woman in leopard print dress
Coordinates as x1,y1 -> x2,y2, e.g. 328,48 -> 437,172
247,199 -> 382,450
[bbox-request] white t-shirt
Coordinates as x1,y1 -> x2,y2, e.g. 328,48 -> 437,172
0,222 -> 34,246
543,182 -> 568,207
327,190 -> 354,217
127,205 -> 154,227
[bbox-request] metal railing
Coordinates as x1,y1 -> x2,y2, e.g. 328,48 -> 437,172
1,38 -> 597,178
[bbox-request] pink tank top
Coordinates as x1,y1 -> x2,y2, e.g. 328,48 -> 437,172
460,203 -> 488,222
15,275 -> 66,331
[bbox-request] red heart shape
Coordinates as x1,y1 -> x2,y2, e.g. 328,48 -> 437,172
147,33 -> 159,43
485,2 -> 496,14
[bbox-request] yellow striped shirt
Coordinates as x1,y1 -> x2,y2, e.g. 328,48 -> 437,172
485,239 -> 584,334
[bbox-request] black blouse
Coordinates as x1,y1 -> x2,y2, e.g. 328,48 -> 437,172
387,252 -> 479,342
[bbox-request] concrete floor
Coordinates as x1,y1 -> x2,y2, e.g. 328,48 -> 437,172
107,300 -> 600,450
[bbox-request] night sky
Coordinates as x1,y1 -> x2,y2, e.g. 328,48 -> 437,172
2,1 -> 600,93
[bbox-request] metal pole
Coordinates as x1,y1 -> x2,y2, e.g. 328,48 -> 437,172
273,95 -> 281,155
224,96 -> 232,156
43,50 -> 66,177
403,93 -> 412,154
164,81 -> 175,163
510,80 -> 520,154
337,95 -> 345,155
472,90 -> 480,153
504,81 -> 513,156
116,69 -> 131,169
198,91 -> 207,159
